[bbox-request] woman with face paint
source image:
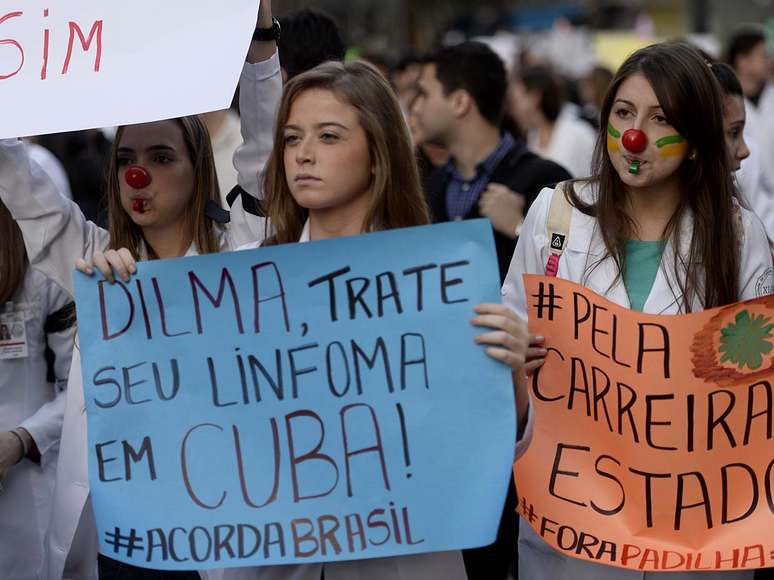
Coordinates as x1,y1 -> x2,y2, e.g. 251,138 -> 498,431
501,42 -> 772,580
0,4 -> 281,579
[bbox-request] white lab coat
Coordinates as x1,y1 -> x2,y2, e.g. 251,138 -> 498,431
0,267 -> 74,580
501,182 -> 772,580
527,107 -> 596,179
228,54 -> 281,248
0,52 -> 281,580
206,224 -> 469,580
27,142 -> 73,200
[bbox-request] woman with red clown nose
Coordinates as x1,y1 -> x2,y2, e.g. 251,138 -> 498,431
501,42 -> 772,580
0,3 -> 281,579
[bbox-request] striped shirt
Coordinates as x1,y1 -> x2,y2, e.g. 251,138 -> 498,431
443,132 -> 515,220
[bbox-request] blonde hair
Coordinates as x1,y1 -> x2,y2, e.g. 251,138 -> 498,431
106,116 -> 222,258
263,60 -> 429,244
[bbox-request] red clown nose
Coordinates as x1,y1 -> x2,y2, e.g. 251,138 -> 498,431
621,129 -> 647,153
125,165 -> 152,189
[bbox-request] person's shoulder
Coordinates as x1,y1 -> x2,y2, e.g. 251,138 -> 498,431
423,164 -> 448,191
527,155 -> 573,183
519,181 -> 593,259
759,82 -> 774,108
526,179 -> 595,209
21,267 -> 73,317
524,181 -> 578,230
736,201 -> 774,299
564,179 -> 597,204
737,201 -> 770,247
497,144 -> 572,185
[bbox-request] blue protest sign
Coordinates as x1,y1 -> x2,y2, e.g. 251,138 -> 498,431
74,219 -> 516,570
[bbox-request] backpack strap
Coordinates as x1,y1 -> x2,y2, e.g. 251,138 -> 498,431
545,183 -> 573,277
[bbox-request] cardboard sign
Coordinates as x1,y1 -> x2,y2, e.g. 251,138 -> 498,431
75,220 -> 516,570
516,274 -> 774,572
0,0 -> 258,138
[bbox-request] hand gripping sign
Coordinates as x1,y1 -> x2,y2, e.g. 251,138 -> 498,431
74,220 -> 516,571
0,0 -> 258,138
516,275 -> 774,572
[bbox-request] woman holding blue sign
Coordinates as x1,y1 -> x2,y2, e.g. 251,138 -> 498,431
204,52 -> 529,580
502,42 -> 772,580
94,47 -> 530,580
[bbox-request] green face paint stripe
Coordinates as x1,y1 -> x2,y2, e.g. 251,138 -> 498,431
656,134 -> 685,148
607,123 -> 621,139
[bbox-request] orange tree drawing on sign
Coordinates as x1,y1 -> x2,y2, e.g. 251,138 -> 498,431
719,310 -> 774,371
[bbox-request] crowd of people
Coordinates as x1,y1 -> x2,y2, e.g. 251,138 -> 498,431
1,1 -> 773,579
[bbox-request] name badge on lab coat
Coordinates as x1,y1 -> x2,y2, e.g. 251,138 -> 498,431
0,303 -> 29,360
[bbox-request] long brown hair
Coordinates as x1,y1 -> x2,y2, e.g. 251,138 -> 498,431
263,60 -> 429,244
0,201 -> 28,303
570,42 -> 739,311
105,116 -> 222,258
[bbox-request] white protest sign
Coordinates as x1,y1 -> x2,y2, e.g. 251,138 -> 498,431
0,1 -> 259,138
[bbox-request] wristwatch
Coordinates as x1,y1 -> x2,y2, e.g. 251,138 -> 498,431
253,17 -> 281,42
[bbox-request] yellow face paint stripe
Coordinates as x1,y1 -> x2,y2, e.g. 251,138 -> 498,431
606,123 -> 620,152
656,134 -> 687,157
658,142 -> 688,157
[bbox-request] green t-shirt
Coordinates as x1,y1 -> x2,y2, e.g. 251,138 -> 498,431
623,240 -> 667,312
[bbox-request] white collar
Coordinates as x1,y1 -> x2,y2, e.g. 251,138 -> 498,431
299,219 -> 311,243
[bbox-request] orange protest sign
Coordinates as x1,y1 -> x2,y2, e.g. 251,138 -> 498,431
515,275 -> 774,572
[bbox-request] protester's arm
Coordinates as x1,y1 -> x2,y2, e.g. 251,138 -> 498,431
246,1 -> 277,64
232,51 -> 281,200
471,304 -> 529,432
19,273 -> 75,458
0,139 -> 110,295
502,187 -> 551,317
501,187 -> 553,441
228,1 -> 282,247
